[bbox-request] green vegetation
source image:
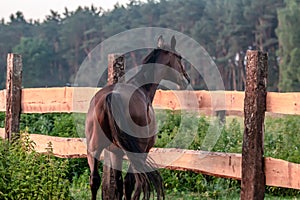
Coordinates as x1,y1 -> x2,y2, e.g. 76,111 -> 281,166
276,0 -> 300,92
0,134 -> 71,200
0,111 -> 300,199
0,0 -> 300,91
265,115 -> 300,163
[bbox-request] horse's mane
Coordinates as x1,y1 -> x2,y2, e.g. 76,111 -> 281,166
126,49 -> 161,91
142,49 -> 160,64
142,45 -> 176,64
127,48 -> 159,82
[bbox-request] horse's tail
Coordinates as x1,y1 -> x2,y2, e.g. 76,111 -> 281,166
105,92 -> 164,200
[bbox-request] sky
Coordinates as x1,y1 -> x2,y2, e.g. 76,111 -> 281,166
0,0 -> 135,22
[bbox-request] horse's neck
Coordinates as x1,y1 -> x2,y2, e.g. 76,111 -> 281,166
141,83 -> 159,103
127,65 -> 162,103
126,50 -> 167,102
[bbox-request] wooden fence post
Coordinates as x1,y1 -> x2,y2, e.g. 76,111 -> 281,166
5,54 -> 22,141
102,54 -> 125,199
241,50 -> 267,200
107,54 -> 125,85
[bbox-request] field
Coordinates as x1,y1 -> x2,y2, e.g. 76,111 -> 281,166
0,111 -> 300,199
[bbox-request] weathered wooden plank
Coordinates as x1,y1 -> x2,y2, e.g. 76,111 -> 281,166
241,50 -> 267,200
21,87 -> 73,113
0,88 -> 245,114
0,128 -> 86,158
70,87 -> 100,113
20,87 -> 99,113
5,54 -> 22,141
146,90 -> 244,112
265,157 -> 300,190
29,133 -> 87,158
149,148 -> 242,180
267,92 -> 300,115
0,90 -> 5,112
0,128 -> 4,138
0,88 -> 299,115
0,128 -> 299,190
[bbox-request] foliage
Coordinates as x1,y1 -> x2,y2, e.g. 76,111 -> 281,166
212,118 -> 243,153
19,113 -> 88,182
1,111 -> 300,198
154,111 -> 300,198
160,168 -> 240,198
276,0 -> 300,91
0,112 -> 4,127
19,113 -> 85,138
13,37 -> 58,88
19,113 -> 55,134
264,115 -> 300,163
0,133 -> 71,200
70,169 -> 95,200
0,0 -> 295,91
154,111 -> 241,198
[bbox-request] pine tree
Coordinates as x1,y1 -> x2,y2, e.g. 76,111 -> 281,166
276,0 -> 300,91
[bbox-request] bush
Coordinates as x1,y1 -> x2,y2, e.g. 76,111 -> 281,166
0,134 -> 71,200
19,113 -> 85,138
19,113 -> 88,183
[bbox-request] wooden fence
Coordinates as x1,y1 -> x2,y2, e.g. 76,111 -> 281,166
0,87 -> 299,114
1,52 -> 300,199
0,88 -> 300,189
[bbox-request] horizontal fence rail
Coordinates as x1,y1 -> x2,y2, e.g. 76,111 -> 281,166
0,127 -> 299,190
0,87 -> 299,115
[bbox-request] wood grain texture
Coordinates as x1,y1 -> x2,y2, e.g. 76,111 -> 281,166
267,92 -> 300,115
20,87 -> 98,113
241,50 -> 267,200
0,90 -> 5,111
5,54 -> 22,140
0,87 -> 299,115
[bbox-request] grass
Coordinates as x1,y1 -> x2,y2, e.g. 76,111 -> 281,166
0,111 -> 300,199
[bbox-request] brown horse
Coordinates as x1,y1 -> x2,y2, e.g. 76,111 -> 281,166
85,35 -> 190,200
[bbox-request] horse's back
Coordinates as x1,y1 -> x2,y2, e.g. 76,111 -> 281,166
86,83 -> 156,153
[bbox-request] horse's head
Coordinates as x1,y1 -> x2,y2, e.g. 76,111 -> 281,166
155,35 -> 190,89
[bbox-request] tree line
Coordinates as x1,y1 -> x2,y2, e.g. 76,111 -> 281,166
0,0 -> 299,91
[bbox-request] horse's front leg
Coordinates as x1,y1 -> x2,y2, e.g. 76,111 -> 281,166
87,152 -> 101,200
102,148 -> 124,200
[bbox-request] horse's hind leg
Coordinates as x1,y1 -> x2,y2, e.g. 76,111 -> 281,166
124,165 -> 135,200
102,148 -> 124,200
87,152 -> 101,200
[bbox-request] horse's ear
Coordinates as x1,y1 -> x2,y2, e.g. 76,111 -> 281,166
171,36 -> 176,50
157,35 -> 164,48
